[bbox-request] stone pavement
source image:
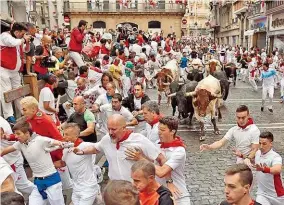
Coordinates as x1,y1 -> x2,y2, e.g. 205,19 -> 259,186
147,80 -> 284,205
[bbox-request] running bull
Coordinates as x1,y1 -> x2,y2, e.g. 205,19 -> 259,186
186,75 -> 222,141
168,80 -> 198,125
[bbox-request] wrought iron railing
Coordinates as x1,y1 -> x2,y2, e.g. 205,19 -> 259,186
64,1 -> 186,13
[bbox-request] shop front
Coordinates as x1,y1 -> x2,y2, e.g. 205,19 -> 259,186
268,12 -> 284,52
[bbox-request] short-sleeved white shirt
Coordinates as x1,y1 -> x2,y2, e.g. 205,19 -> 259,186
95,93 -> 111,106
224,124 -> 260,159
39,87 -> 55,117
0,117 -> 22,165
156,145 -> 190,199
99,104 -> 134,133
255,149 -> 284,198
145,122 -> 160,143
93,132 -> 160,181
13,134 -> 57,177
62,142 -> 98,192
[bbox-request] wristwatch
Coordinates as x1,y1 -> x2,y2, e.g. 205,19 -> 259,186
166,178 -> 173,184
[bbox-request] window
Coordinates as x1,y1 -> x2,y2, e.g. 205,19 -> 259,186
93,21 -> 106,28
148,21 -> 161,29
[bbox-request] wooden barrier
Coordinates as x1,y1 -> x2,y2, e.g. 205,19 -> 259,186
4,76 -> 45,103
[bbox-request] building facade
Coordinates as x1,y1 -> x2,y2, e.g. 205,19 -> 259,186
1,0 -> 27,22
182,0 -> 211,37
63,0 -> 187,37
266,0 -> 284,53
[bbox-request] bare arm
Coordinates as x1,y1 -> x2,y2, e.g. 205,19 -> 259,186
247,144 -> 259,160
73,144 -> 100,155
80,122 -> 95,137
43,101 -> 57,113
126,118 -> 138,126
0,146 -> 17,157
200,137 -> 228,151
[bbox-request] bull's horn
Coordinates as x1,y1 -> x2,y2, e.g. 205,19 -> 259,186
167,92 -> 176,97
178,82 -> 185,85
162,82 -> 171,86
211,93 -> 222,98
166,74 -> 173,81
185,91 -> 196,97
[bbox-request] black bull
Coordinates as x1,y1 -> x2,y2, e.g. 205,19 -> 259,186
168,81 -> 198,124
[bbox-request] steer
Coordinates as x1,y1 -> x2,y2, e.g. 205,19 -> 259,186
186,75 -> 222,141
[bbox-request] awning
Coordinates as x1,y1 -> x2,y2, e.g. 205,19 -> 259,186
244,30 -> 254,36
268,30 -> 284,36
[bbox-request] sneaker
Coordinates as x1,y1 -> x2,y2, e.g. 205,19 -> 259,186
261,107 -> 264,112
268,108 -> 273,113
6,116 -> 16,124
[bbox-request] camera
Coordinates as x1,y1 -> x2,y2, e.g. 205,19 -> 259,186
40,56 -> 56,68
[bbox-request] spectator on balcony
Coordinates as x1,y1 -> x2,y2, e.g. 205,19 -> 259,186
0,22 -> 31,124
69,20 -> 88,70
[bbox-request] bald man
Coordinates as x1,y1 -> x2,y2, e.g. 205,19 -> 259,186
73,114 -> 162,181
34,35 -> 53,79
65,96 -> 97,142
75,77 -> 95,110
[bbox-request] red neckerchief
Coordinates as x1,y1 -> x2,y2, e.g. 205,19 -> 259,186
159,136 -> 186,149
74,138 -> 83,147
149,115 -> 161,127
249,200 -> 256,205
116,130 -> 133,150
45,83 -> 53,92
80,73 -> 87,78
238,118 -> 254,130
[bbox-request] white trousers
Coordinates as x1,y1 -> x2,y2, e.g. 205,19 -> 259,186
57,166 -> 73,190
176,196 -> 191,205
256,194 -> 284,205
280,78 -> 284,98
262,86 -> 274,109
72,187 -> 99,205
240,68 -> 248,82
0,68 -> 22,118
14,158 -> 35,195
69,51 -> 85,70
249,76 -> 258,91
29,182 -> 65,205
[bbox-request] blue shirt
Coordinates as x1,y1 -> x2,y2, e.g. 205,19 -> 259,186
180,57 -> 188,69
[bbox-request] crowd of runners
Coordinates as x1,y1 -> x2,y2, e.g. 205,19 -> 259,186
0,18 -> 284,205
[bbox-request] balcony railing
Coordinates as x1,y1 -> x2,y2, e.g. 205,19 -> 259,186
64,1 -> 186,13
266,0 -> 284,11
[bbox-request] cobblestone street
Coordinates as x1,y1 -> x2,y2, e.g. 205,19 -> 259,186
148,81 -> 284,205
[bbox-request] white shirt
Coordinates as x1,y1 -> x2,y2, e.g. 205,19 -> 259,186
133,97 -> 142,110
84,85 -> 106,100
224,124 -> 260,160
151,41 -> 158,54
139,52 -> 147,60
255,149 -> 284,198
66,80 -> 77,102
0,117 -> 22,165
95,93 -> 111,106
62,142 -> 98,192
0,157 -> 16,186
88,68 -> 103,88
145,122 -> 160,143
156,145 -> 190,199
99,104 -> 135,133
39,87 -> 55,116
13,134 -> 57,177
132,44 -> 142,55
144,44 -> 151,56
0,32 -> 23,72
94,132 -> 160,181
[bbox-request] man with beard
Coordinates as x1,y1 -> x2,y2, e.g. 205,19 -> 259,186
73,114 -> 161,181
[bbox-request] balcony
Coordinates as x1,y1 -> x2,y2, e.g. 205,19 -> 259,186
266,0 -> 284,15
64,1 -> 186,14
247,2 -> 265,18
233,0 -> 248,15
